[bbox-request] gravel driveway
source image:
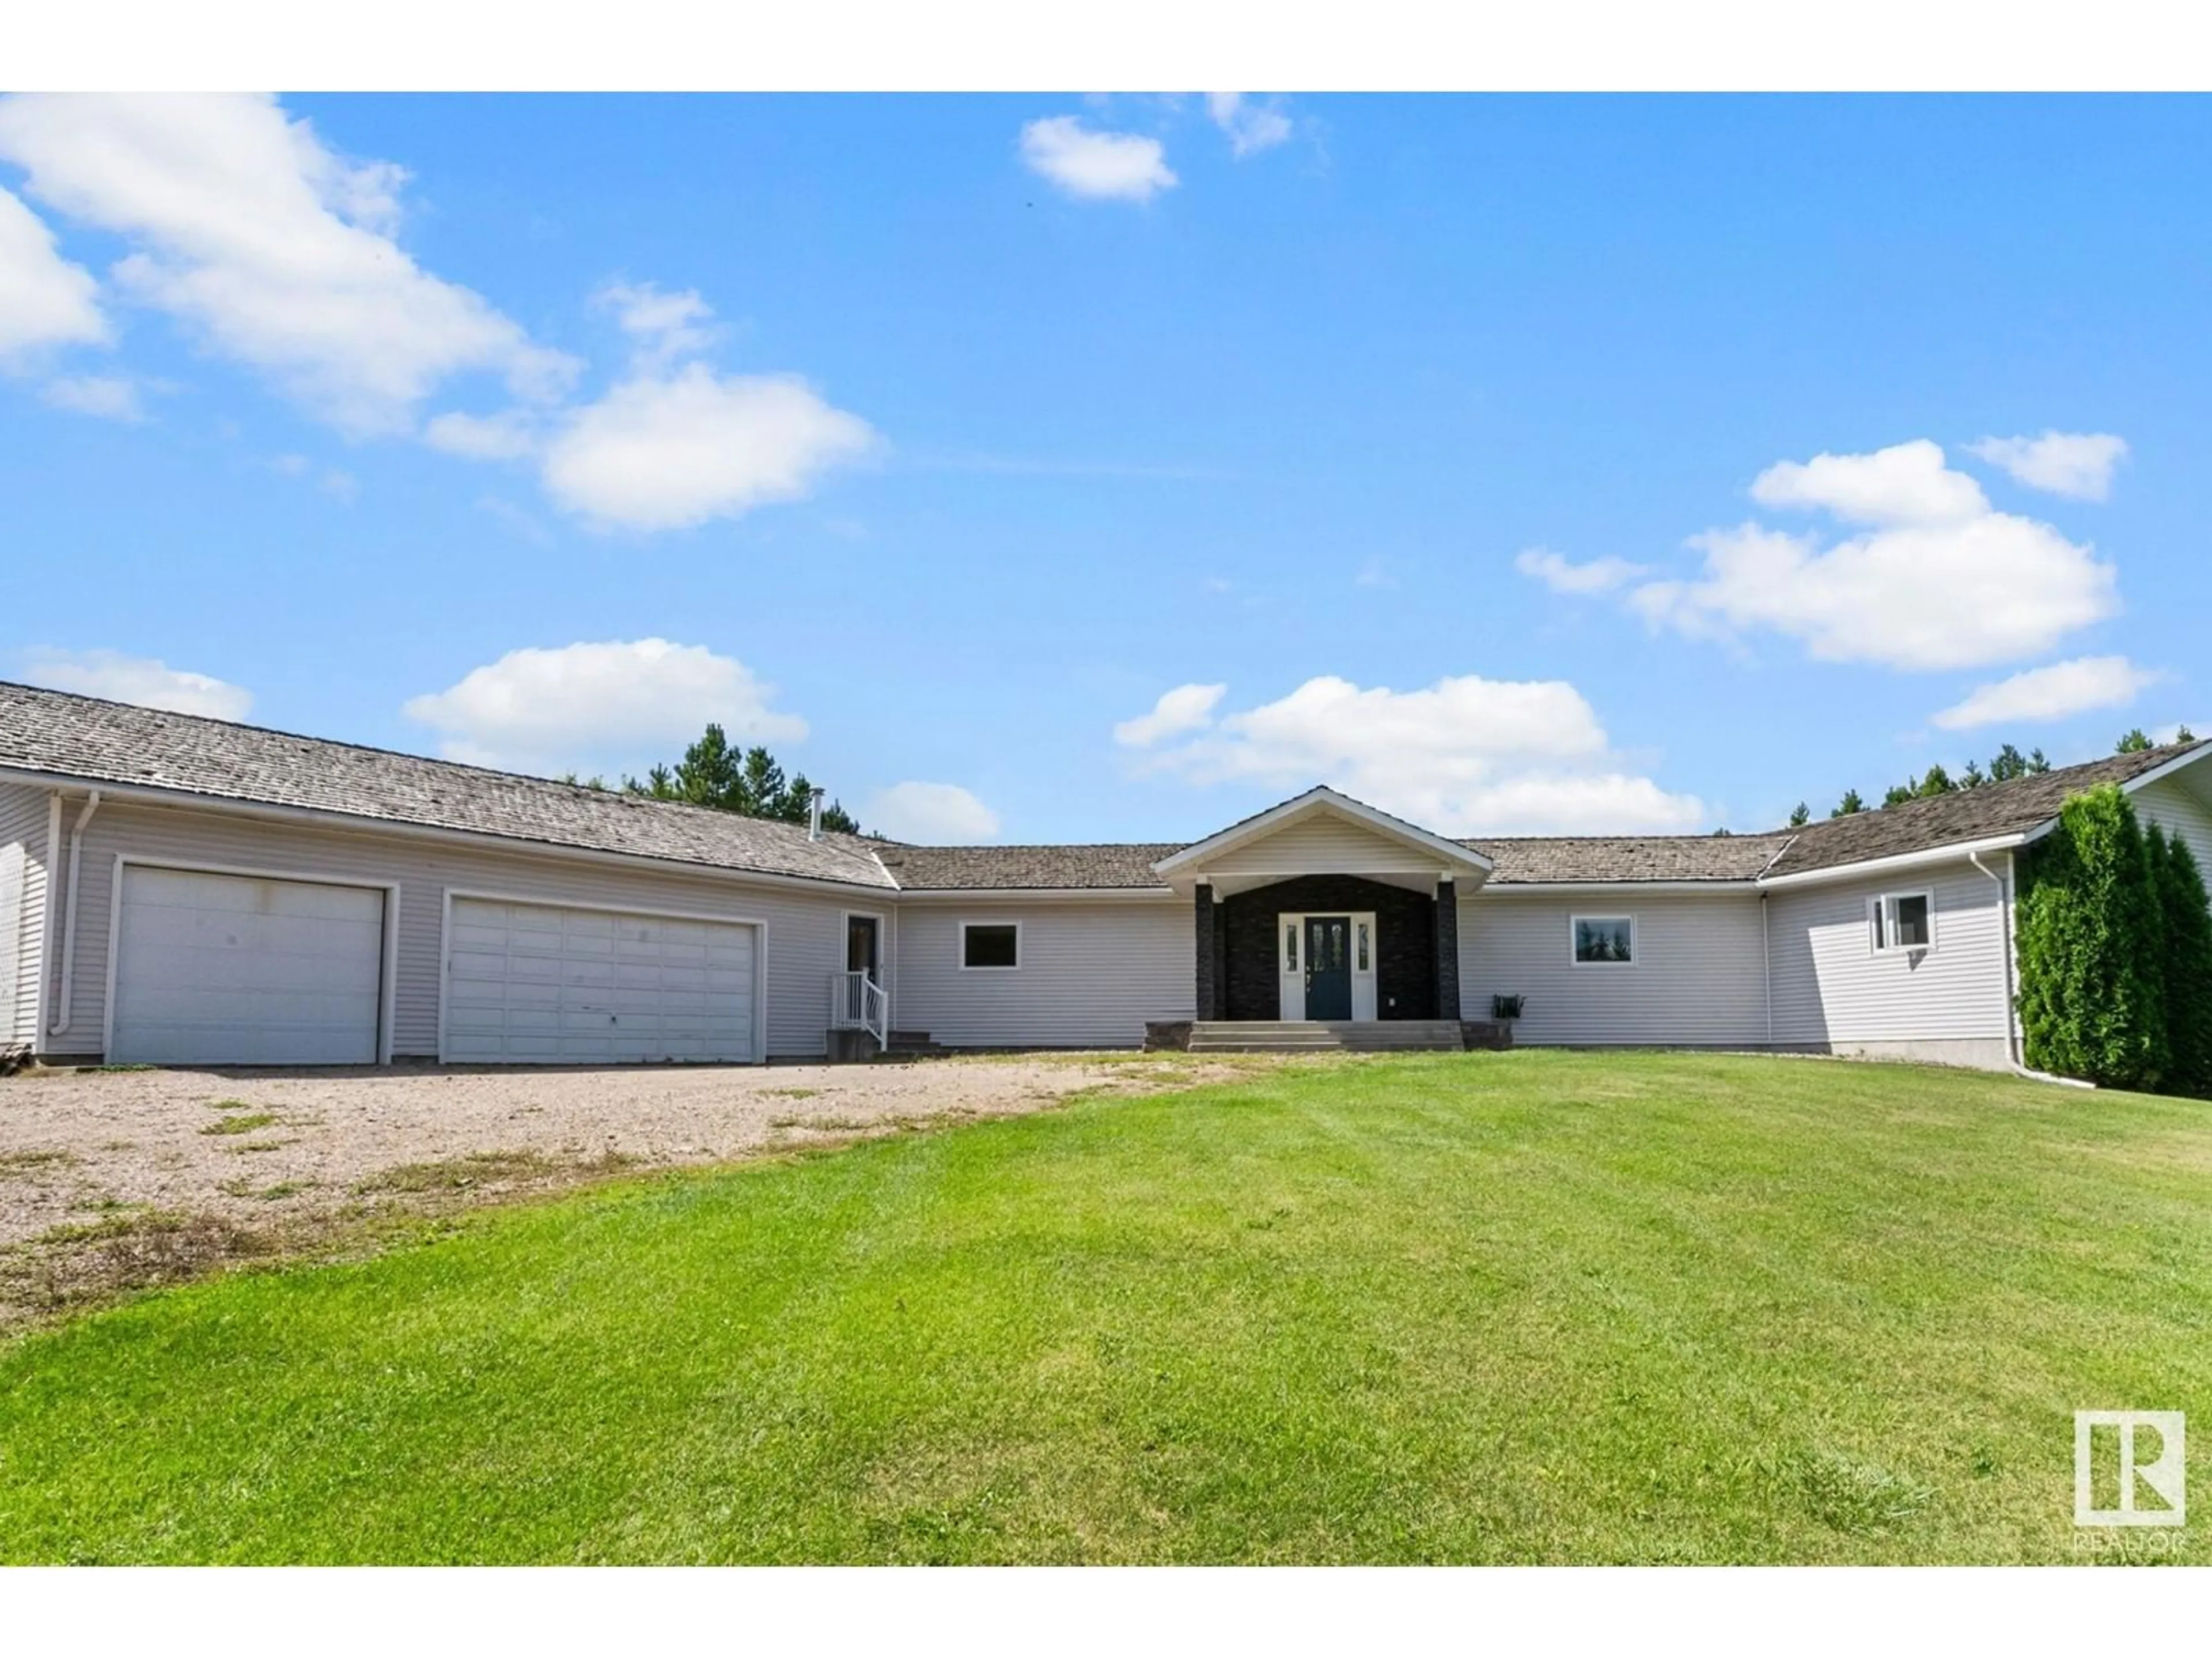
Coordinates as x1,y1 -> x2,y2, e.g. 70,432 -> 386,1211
0,1054 -> 1264,1327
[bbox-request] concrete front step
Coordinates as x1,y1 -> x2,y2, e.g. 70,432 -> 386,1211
1188,1020 -> 1467,1054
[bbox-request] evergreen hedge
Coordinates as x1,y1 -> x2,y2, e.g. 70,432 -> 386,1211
2016,785 -> 2170,1091
2148,825 -> 2212,1098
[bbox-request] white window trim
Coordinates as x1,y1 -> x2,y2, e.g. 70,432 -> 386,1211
959,919 -> 1023,972
1569,912 -> 1637,968
1870,888 -> 1936,956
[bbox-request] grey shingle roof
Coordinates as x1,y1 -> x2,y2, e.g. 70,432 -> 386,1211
1465,835 -> 1793,885
0,681 -> 898,889
1759,743 -> 2206,878
873,843 -> 1184,891
10,680 -> 2198,896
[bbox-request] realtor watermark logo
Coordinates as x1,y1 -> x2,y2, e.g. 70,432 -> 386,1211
2075,1411 -> 2186,1528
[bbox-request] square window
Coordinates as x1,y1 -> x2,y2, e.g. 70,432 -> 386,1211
1874,892 -> 1933,953
1573,915 -> 1634,965
961,923 -> 1020,969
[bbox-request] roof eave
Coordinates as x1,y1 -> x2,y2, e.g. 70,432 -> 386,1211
1756,831 -> 2032,890
0,764 -> 903,897
1152,786 -> 1494,880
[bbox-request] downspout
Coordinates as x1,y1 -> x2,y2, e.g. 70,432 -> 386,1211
46,790 -> 100,1036
1970,847 -> 2091,1088
1760,892 -> 1773,1050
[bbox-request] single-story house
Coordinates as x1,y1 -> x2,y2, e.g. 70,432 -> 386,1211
3,680 -> 2209,1070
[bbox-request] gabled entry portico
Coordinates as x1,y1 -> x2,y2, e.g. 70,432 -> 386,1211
1153,786 -> 1494,1028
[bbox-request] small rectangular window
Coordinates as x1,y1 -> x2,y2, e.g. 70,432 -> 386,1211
1285,922 -> 1298,971
1572,915 -> 1634,965
961,922 -> 1020,969
1356,921 -> 1369,972
1873,891 -> 1933,953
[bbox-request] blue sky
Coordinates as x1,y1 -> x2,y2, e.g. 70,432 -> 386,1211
1,93 -> 2203,843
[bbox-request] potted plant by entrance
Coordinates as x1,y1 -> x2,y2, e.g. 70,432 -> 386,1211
1476,994 -> 1524,1051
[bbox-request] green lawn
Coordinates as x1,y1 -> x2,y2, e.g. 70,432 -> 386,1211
3,1051 -> 2208,1563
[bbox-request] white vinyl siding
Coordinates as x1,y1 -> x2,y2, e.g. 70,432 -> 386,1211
1210,815 -> 1449,878
2134,776 -> 2212,899
110,866 -> 386,1065
1460,891 -> 1768,1045
895,899 -> 1190,1047
0,784 -> 49,1048
1766,859 -> 2009,1047
444,896 -> 757,1063
41,799 -> 875,1060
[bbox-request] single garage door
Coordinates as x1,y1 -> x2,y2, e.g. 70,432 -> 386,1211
443,897 -> 759,1063
111,866 -> 386,1065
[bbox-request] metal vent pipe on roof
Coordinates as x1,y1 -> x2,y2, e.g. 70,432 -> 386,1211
808,786 -> 825,841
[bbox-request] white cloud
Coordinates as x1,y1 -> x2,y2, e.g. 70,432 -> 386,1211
1626,440 -> 2120,671
0,184 -> 105,363
1930,655 -> 2162,731
1967,430 -> 2128,501
1114,683 -> 1227,748
866,782 -> 1001,843
1020,116 -> 1177,203
425,408 -> 539,460
403,638 -> 805,775
1749,439 -> 1987,526
1122,673 -> 1706,834
540,365 -> 876,532
0,93 -> 574,434
18,647 -> 251,720
1206,93 -> 1293,157
596,279 -> 719,367
40,373 -> 142,420
1515,548 -> 1650,596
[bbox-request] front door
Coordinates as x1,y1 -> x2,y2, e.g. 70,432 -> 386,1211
1304,915 -> 1352,1020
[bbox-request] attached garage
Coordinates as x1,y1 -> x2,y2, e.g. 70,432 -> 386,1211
108,864 -> 390,1065
441,895 -> 762,1064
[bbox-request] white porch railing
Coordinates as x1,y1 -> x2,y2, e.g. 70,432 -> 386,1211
829,969 -> 888,1048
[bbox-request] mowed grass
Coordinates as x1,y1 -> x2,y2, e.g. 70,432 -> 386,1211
3,1052 -> 2209,1564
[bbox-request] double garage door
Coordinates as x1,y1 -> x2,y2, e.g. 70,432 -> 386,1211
443,896 -> 760,1064
108,868 -> 760,1066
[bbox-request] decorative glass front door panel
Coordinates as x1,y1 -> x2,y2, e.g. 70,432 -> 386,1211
1304,915 -> 1353,1020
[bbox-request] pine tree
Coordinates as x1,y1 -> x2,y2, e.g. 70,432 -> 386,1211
1831,789 -> 1865,817
1960,759 -> 1987,789
1989,744 -> 2031,782
1916,763 -> 1956,797
2028,748 -> 2051,774
2178,725 -> 2198,745
1787,801 -> 1811,827
738,747 -> 789,817
2117,728 -> 2154,754
2148,826 -> 2212,1098
1883,783 -> 1916,808
672,724 -> 747,809
2017,785 -> 2171,1090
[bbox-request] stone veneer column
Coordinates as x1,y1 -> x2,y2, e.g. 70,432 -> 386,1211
1194,882 -> 1218,1020
1434,878 -> 1461,1020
